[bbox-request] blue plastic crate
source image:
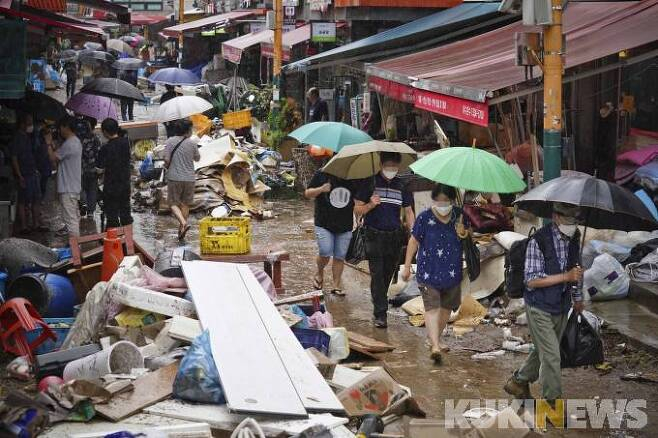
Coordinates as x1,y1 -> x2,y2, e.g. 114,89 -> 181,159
25,318 -> 75,355
291,327 -> 330,356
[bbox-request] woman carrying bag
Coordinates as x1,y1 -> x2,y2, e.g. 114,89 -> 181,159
402,184 -> 471,364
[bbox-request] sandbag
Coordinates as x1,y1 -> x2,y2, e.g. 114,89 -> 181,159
173,330 -> 226,404
582,253 -> 629,301
560,311 -> 604,368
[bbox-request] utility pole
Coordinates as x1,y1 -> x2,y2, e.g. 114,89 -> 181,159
542,0 -> 563,182
178,0 -> 184,67
273,0 -> 283,90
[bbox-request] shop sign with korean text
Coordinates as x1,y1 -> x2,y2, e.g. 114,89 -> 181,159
414,89 -> 489,127
311,21 -> 337,43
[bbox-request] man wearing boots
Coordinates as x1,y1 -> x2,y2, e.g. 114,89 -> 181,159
504,203 -> 584,404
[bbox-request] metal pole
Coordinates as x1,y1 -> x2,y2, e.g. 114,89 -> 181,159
178,0 -> 184,67
542,0 -> 563,182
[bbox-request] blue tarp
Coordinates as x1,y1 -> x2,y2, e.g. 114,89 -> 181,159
284,2 -> 508,71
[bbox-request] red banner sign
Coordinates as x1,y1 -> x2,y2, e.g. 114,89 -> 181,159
413,89 -> 489,127
261,44 -> 291,62
368,76 -> 414,104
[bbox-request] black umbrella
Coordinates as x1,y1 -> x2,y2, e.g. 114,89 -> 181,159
112,58 -> 146,71
79,50 -> 116,64
0,89 -> 67,121
80,78 -> 145,101
57,49 -> 78,62
515,174 -> 658,231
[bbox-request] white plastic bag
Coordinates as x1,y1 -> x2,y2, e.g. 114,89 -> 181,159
322,327 -> 350,361
583,253 -> 630,301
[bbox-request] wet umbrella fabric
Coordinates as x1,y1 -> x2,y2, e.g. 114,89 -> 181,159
112,58 -> 146,71
322,140 -> 417,179
1,90 -> 67,121
65,93 -> 119,121
514,174 -> 658,231
156,96 -> 213,123
58,50 -> 78,61
107,39 -> 136,56
80,78 -> 145,102
83,42 -> 103,51
147,67 -> 201,85
79,50 -> 116,64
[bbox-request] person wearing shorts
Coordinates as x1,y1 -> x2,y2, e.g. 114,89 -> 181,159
402,184 -> 468,364
305,170 -> 356,295
164,119 -> 199,240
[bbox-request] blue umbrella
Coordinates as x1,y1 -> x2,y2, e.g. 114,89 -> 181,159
147,67 -> 201,85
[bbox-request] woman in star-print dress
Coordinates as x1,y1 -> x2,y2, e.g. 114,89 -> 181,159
402,184 -> 469,364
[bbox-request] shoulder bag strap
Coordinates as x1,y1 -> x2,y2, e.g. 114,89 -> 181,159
166,137 -> 186,169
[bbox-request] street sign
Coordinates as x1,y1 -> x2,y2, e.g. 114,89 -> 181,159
311,21 -> 337,43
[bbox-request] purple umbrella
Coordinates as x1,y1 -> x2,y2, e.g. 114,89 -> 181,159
65,93 -> 119,121
147,67 -> 201,85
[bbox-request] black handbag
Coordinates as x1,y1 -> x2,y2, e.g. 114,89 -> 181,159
346,222 -> 367,265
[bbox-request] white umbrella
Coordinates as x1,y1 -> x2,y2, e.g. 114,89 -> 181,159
156,96 -> 213,122
107,39 -> 136,56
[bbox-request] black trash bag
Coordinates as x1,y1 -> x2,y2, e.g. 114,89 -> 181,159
346,224 -> 367,265
463,234 -> 480,281
560,311 -> 605,368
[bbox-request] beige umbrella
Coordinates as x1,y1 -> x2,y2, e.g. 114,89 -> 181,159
321,140 -> 417,180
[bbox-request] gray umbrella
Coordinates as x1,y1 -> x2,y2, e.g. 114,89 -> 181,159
514,174 -> 658,231
80,77 -> 145,101
112,58 -> 146,71
79,50 -> 116,64
84,42 -> 103,51
57,49 -> 78,61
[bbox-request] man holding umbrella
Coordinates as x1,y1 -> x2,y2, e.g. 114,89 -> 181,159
504,203 -> 584,404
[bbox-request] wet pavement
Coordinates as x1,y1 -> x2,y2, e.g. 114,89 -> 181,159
14,83 -> 656,436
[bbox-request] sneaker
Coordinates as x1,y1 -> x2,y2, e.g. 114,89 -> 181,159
373,317 -> 388,329
504,375 -> 532,400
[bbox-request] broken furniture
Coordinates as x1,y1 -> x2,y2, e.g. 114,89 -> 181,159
199,250 -> 290,293
0,298 -> 57,359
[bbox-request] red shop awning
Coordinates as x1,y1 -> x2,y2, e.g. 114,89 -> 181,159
27,0 -> 65,12
131,13 -> 169,25
162,10 -> 254,37
261,24 -> 311,61
0,3 -> 105,36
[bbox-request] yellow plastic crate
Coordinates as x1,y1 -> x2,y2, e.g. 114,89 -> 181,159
199,217 -> 252,255
222,109 -> 252,129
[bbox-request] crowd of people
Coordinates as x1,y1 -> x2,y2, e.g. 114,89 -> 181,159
8,112 -> 134,240
305,152 -> 587,406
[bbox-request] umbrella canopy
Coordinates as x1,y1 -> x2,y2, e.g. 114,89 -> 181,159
121,34 -> 145,47
80,78 -> 145,102
147,67 -> 201,85
1,90 -> 67,121
288,122 -> 373,152
83,42 -> 103,51
410,147 -> 526,194
107,39 -> 136,56
322,140 -> 417,179
65,93 -> 118,121
79,50 -> 116,64
156,96 -> 213,122
515,174 -> 658,231
57,49 -> 78,62
112,58 -> 146,71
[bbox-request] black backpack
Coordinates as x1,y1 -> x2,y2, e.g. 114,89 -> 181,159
504,228 -> 540,299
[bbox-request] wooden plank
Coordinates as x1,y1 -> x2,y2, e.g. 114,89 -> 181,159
169,315 -> 202,343
145,400 -> 348,435
237,264 -> 344,414
181,261 -> 307,418
108,282 -> 195,317
347,332 -> 396,353
274,290 -> 324,306
95,362 -> 179,422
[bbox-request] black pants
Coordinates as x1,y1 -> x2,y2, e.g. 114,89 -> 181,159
120,99 -> 134,121
66,78 -> 76,99
365,227 -> 404,320
104,193 -> 133,228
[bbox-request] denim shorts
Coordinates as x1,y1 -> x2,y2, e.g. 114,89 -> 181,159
315,226 -> 353,260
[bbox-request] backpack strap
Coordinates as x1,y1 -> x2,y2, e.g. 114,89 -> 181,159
165,137 -> 186,169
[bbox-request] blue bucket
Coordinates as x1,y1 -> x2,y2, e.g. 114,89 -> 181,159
0,271 -> 7,301
6,273 -> 78,317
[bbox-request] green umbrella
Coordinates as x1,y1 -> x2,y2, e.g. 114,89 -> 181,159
322,140 -> 417,179
287,121 -> 372,152
410,146 -> 526,193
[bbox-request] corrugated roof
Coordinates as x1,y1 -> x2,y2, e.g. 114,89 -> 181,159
162,10 -> 254,37
261,24 -> 311,56
222,30 -> 274,64
368,1 -> 658,102
285,2 -> 509,71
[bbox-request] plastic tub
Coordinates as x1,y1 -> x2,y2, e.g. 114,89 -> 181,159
291,327 -> 331,356
25,317 -> 75,355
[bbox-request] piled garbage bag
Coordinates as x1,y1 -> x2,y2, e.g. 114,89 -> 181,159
627,250 -> 658,283
173,330 -> 225,404
583,253 -> 629,301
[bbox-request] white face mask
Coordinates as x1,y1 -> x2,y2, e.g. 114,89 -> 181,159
25,126 -> 34,134
433,202 -> 453,217
382,167 -> 398,180
558,223 -> 577,237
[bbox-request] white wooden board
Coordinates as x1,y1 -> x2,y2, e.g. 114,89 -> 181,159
109,282 -> 195,317
237,264 -> 344,413
181,261 -> 307,417
145,400 -> 348,435
169,315 -> 202,342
